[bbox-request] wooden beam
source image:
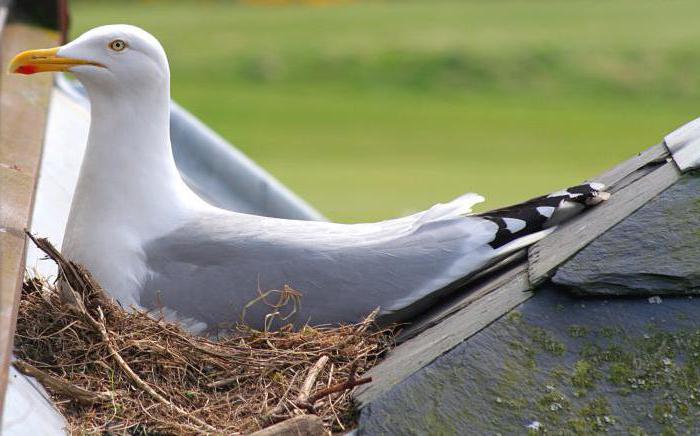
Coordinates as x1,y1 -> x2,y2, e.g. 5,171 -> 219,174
396,253 -> 527,342
355,267 -> 531,406
0,23 -> 58,421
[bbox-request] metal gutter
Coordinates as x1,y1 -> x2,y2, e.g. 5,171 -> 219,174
55,75 -> 326,221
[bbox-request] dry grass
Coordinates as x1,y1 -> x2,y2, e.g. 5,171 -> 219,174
14,235 -> 395,434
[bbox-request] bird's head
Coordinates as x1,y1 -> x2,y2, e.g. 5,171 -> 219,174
9,25 -> 169,96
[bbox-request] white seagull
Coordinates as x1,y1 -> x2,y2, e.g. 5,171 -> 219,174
11,25 -> 609,332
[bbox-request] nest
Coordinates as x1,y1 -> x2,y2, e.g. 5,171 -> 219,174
14,235 -> 395,434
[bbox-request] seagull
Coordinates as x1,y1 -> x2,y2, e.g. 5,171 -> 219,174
10,25 -> 609,333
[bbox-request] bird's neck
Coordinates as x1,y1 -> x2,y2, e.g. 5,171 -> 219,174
92,88 -> 191,208
64,86 -> 202,265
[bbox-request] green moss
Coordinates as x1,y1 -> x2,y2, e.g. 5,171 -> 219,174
568,325 -> 589,338
598,327 -> 618,339
537,387 -> 570,416
531,326 -> 566,356
653,402 -> 674,424
578,397 -> 614,431
609,362 -> 634,385
550,366 -> 568,383
566,417 -> 587,434
628,425 -> 650,436
472,308 -> 700,433
572,360 -> 599,390
421,409 -> 456,435
507,311 -> 523,324
491,359 -> 531,413
661,426 -> 678,436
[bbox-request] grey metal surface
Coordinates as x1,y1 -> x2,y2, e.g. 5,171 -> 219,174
2,360 -> 67,436
554,172 -> 700,296
170,103 -> 325,220
25,85 -> 89,277
12,86 -> 84,436
55,74 -> 325,221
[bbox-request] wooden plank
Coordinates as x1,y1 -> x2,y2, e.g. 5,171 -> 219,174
355,268 -> 532,406
0,23 -> 58,421
396,254 -> 527,342
588,142 -> 669,188
528,160 -> 681,287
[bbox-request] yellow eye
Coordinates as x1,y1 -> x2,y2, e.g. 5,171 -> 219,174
109,39 -> 127,52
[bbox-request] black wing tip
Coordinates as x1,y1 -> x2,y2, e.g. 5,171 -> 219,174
478,183 -> 610,249
549,182 -> 610,206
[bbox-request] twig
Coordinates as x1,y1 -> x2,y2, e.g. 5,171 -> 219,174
93,307 -> 218,434
307,376 -> 372,404
206,374 -> 247,389
298,359 -> 371,412
261,372 -> 299,424
13,360 -> 114,404
25,232 -> 217,431
296,355 -> 329,407
20,233 -> 394,434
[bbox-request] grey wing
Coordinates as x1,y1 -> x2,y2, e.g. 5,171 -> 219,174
140,211 -> 501,331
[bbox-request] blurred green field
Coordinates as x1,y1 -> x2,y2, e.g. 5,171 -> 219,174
72,0 -> 700,222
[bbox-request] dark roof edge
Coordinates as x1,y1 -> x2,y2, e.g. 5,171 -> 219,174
528,143 -> 677,286
355,139 -> 687,407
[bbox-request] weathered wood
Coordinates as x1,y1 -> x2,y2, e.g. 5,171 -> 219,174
588,142 -> 669,187
249,415 -> 325,436
0,24 -> 58,420
355,268 -> 532,406
397,254 -> 527,342
297,355 -> 328,406
528,160 -> 681,286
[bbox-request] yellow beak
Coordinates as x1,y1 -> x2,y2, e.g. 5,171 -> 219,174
8,47 -> 103,75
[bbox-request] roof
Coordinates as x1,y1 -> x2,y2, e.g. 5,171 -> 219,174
353,130 -> 700,433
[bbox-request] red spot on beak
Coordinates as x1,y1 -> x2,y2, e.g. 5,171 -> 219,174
16,65 -> 38,75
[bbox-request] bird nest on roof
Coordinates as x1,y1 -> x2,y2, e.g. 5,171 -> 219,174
14,235 -> 394,434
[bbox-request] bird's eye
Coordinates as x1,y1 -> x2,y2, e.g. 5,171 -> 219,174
109,39 -> 127,52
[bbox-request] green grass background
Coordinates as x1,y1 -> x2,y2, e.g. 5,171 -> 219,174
71,0 -> 700,222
